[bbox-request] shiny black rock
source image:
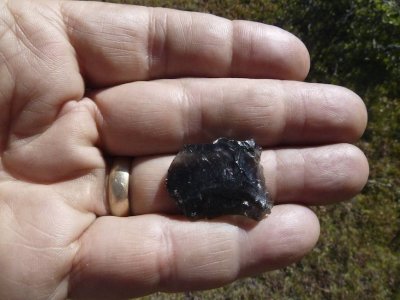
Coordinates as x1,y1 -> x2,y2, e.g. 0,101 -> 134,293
166,138 -> 272,221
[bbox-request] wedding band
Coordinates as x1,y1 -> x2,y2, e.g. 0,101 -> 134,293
108,157 -> 131,217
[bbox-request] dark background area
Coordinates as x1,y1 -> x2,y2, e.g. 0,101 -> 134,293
96,0 -> 400,298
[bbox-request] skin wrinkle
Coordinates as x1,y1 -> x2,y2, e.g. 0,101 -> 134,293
177,224 -> 238,287
212,85 -> 226,138
0,201 -> 84,299
239,83 -> 277,131
320,85 -> 346,126
221,20 -> 233,77
298,150 -> 307,202
312,149 -> 340,187
65,3 -> 150,85
59,2 -> 98,85
273,150 -> 286,202
161,9 -> 172,77
3,56 -> 80,155
37,2 -> 65,32
2,5 -> 84,147
262,80 -> 285,144
54,176 -> 98,214
237,225 -> 253,277
274,149 -> 307,202
157,220 -> 176,291
150,10 -> 233,77
67,217 -> 96,298
226,227 -> 242,281
13,19 -> 51,64
266,150 -> 279,203
146,7 -> 154,78
322,144 -> 367,194
0,193 -> 13,227
177,11 -> 189,59
226,21 -> 236,77
178,79 -> 225,141
159,10 -> 169,78
297,83 -> 308,138
204,80 -> 253,140
4,137 -> 62,181
0,8 -> 16,154
148,8 -> 169,79
178,80 -> 204,145
230,20 -> 246,76
86,97 -> 106,149
269,85 -> 286,143
7,187 -> 93,245
96,13 -> 147,55
0,74 -> 13,155
58,3 -> 89,95
178,80 -> 193,145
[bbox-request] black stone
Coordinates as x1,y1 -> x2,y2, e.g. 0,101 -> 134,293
166,138 -> 272,220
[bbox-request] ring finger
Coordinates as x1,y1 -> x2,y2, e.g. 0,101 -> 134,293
129,143 -> 368,215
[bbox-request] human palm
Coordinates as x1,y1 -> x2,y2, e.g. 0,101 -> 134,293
0,1 -> 368,299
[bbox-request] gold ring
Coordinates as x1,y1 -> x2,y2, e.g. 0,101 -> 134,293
108,157 -> 131,217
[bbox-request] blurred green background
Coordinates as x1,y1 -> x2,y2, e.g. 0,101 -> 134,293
97,0 -> 399,299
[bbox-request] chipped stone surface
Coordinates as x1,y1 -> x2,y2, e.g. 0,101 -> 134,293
166,138 -> 272,220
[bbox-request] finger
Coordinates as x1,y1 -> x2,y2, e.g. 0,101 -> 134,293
92,79 -> 367,156
60,2 -> 310,86
68,205 -> 319,299
129,144 -> 368,215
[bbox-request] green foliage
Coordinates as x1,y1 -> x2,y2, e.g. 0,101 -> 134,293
275,0 -> 400,98
96,0 -> 400,298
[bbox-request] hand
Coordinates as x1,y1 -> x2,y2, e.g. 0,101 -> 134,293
0,1 -> 368,299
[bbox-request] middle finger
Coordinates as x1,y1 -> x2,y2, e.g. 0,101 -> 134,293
92,78 -> 367,156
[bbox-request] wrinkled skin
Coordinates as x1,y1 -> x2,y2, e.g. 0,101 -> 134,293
0,1 -> 369,299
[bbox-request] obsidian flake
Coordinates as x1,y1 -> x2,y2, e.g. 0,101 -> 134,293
166,138 -> 272,220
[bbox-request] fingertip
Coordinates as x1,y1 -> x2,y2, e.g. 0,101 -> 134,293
231,22 -> 310,80
358,148 -> 370,190
296,36 -> 311,80
242,204 -> 320,275
294,205 -> 320,255
278,28 -> 311,80
339,87 -> 368,140
307,144 -> 369,203
353,93 -> 368,139
270,205 -> 320,261
300,84 -> 368,143
339,144 -> 370,197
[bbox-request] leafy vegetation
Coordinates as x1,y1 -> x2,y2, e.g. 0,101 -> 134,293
98,0 -> 400,298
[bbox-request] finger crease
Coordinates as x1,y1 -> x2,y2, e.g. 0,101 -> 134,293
146,7 -> 154,79
277,80 -> 289,143
157,220 -> 178,290
298,149 -> 307,198
147,8 -> 169,79
178,81 -> 195,145
271,150 -> 280,202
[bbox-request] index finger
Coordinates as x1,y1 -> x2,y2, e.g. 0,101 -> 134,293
60,1 -> 310,86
